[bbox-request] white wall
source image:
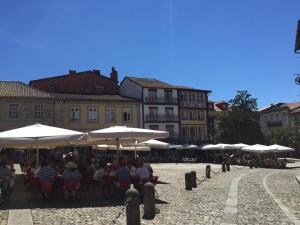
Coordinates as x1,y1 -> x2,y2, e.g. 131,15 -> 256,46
119,79 -> 143,100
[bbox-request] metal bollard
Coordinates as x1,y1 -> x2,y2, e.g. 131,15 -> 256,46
190,171 -> 197,188
143,182 -> 155,219
185,172 -> 192,190
226,163 -> 230,171
250,160 -> 253,169
125,186 -> 141,225
222,162 -> 226,172
206,165 -> 211,178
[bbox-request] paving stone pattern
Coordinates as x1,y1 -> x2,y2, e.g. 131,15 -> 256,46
2,163 -> 300,225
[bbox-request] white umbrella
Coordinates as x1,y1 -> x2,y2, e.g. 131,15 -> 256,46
88,126 -> 169,156
126,139 -> 170,149
201,144 -> 219,150
215,143 -> 238,150
269,144 -> 295,153
176,144 -> 199,150
232,143 -> 250,149
0,123 -> 85,165
95,144 -> 150,152
241,144 -> 277,154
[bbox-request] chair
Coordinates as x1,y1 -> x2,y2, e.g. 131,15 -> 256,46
119,180 -> 130,191
64,180 -> 80,200
39,180 -> 54,199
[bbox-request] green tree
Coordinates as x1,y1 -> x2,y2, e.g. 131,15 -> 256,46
218,90 -> 263,144
269,128 -> 297,147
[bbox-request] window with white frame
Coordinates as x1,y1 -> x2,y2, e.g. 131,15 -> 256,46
8,103 -> 19,119
70,106 -> 80,122
34,104 -> 44,119
123,107 -> 132,122
106,107 -> 115,123
88,106 -> 98,122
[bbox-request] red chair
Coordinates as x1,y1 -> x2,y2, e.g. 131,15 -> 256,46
39,180 -> 53,194
64,180 -> 80,193
119,180 -> 130,191
64,180 -> 81,200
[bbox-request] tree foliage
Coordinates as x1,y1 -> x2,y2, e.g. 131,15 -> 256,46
269,128 -> 297,147
218,90 -> 263,144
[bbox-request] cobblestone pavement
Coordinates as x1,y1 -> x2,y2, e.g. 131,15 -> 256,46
2,162 -> 300,225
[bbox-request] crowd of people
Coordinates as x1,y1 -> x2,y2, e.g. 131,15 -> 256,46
21,151 -> 157,200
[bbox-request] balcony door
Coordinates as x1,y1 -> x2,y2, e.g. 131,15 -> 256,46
165,107 -> 174,118
164,90 -> 173,103
148,89 -> 157,99
149,107 -> 158,121
166,125 -> 175,139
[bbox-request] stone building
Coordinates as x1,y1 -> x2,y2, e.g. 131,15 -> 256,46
0,81 -> 64,131
259,102 -> 300,155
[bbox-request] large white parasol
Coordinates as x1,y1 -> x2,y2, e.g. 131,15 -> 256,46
0,123 -> 85,165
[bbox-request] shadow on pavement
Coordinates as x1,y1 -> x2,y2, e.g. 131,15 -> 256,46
4,174 -> 169,210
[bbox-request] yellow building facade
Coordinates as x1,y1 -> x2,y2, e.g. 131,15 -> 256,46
55,93 -> 140,132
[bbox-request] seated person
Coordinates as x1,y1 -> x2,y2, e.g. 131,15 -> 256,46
62,161 -> 82,199
93,164 -> 106,182
38,161 -> 55,182
127,161 -> 137,177
0,161 -> 13,184
116,162 -> 130,181
136,158 -> 151,183
62,161 -> 82,181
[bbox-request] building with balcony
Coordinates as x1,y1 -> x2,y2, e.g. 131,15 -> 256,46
119,77 -> 211,144
259,102 -> 300,155
119,77 -> 179,141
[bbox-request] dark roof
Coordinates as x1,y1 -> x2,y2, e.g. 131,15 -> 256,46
126,77 -> 174,89
52,93 -> 139,102
0,81 -> 52,98
29,70 -> 113,83
125,77 -> 211,92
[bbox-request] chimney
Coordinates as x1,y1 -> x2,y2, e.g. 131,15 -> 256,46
69,70 -> 76,75
110,67 -> 118,82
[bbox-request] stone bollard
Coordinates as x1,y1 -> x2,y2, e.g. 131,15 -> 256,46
185,172 -> 192,190
125,186 -> 141,225
190,171 -> 197,188
206,165 -> 211,178
226,163 -> 230,171
143,182 -> 155,219
222,162 -> 226,172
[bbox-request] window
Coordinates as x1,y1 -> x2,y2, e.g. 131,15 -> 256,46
148,89 -> 157,98
8,103 -> 19,119
166,125 -> 174,137
106,107 -> 115,123
149,107 -> 158,116
165,107 -> 174,117
149,125 -> 159,130
180,109 -> 188,120
164,90 -> 173,99
34,104 -> 44,119
70,106 -> 80,122
123,107 -> 132,122
88,106 -> 98,122
197,111 -> 204,120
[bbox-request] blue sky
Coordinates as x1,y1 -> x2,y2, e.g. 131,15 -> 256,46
0,0 -> 299,107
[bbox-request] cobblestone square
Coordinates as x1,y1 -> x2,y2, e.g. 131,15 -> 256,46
2,162 -> 300,225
